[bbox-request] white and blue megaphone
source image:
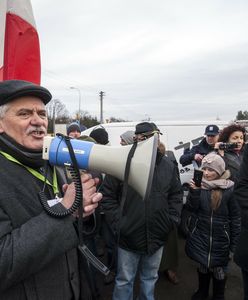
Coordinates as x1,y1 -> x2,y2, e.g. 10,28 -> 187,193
42,134 -> 158,199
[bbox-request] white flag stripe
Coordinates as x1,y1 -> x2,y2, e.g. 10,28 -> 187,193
7,0 -> 37,29
0,0 -> 7,69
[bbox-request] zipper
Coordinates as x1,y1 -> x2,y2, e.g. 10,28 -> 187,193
224,225 -> 230,245
207,210 -> 213,268
191,219 -> 198,235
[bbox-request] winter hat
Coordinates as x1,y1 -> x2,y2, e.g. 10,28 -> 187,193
135,122 -> 162,135
0,80 -> 52,106
67,122 -> 81,135
89,128 -> 109,145
120,130 -> 134,145
201,152 -> 225,175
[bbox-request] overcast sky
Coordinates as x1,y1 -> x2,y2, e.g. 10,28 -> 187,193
31,0 -> 248,123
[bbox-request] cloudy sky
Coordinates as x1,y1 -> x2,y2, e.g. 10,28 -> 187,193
31,0 -> 248,122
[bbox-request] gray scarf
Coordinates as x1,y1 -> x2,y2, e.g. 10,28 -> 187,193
201,170 -> 234,190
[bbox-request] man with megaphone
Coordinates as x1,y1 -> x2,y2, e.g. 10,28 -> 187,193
101,122 -> 183,300
0,80 -> 102,299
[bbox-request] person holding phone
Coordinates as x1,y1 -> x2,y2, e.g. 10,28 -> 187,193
185,152 -> 240,300
215,123 -> 246,182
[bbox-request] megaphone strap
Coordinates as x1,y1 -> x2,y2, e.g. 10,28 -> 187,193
116,141 -> 138,243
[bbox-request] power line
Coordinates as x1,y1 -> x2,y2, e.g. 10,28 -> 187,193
42,69 -> 99,93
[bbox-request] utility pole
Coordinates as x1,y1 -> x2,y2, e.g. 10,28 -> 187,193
52,99 -> 58,135
99,91 -> 105,123
70,87 -> 82,124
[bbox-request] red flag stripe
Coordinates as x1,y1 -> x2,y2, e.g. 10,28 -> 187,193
3,12 -> 41,84
1,0 -> 41,84
0,67 -> 3,81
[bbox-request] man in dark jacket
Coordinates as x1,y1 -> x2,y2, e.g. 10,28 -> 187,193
101,122 -> 183,300
233,143 -> 248,300
0,80 -> 102,299
179,124 -> 220,167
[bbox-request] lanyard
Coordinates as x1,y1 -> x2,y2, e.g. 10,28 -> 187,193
0,151 -> 59,195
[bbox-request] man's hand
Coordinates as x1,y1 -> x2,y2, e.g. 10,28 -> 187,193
82,173 -> 102,217
61,173 -> 102,217
194,153 -> 203,162
214,142 -> 225,157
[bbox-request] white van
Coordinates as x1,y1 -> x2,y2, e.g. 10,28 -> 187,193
82,120 -> 229,186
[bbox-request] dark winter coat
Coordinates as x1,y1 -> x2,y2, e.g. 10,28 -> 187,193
179,138 -> 215,167
0,154 -> 86,300
185,187 -> 241,268
234,144 -> 248,271
222,149 -> 244,182
100,152 -> 183,255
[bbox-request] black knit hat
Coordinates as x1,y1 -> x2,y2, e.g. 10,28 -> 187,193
0,80 -> 52,106
89,128 -> 109,145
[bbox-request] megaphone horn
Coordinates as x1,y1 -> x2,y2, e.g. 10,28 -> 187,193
43,134 -> 158,199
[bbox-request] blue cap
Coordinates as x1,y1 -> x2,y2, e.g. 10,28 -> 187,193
204,125 -> 219,136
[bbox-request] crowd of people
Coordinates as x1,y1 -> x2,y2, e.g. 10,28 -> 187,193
0,79 -> 247,300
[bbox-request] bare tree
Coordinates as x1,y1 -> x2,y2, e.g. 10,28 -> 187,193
46,99 -> 70,133
46,99 -> 69,119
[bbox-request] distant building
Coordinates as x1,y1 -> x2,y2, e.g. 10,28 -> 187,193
55,124 -> 67,135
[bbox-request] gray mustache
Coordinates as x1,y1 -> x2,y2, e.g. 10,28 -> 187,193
26,126 -> 46,134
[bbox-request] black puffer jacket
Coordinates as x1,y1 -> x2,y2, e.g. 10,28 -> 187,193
179,138 -> 214,167
100,152 -> 183,255
185,187 -> 241,268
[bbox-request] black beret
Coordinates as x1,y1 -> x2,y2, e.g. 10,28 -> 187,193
0,80 -> 52,106
135,122 -> 162,135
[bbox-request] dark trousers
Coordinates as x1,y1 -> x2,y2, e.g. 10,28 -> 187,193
242,269 -> 248,300
100,216 -> 117,270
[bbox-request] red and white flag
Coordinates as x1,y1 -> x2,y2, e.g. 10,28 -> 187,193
0,0 -> 41,84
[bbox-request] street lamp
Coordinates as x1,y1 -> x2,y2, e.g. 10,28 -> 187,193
70,86 -> 82,122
